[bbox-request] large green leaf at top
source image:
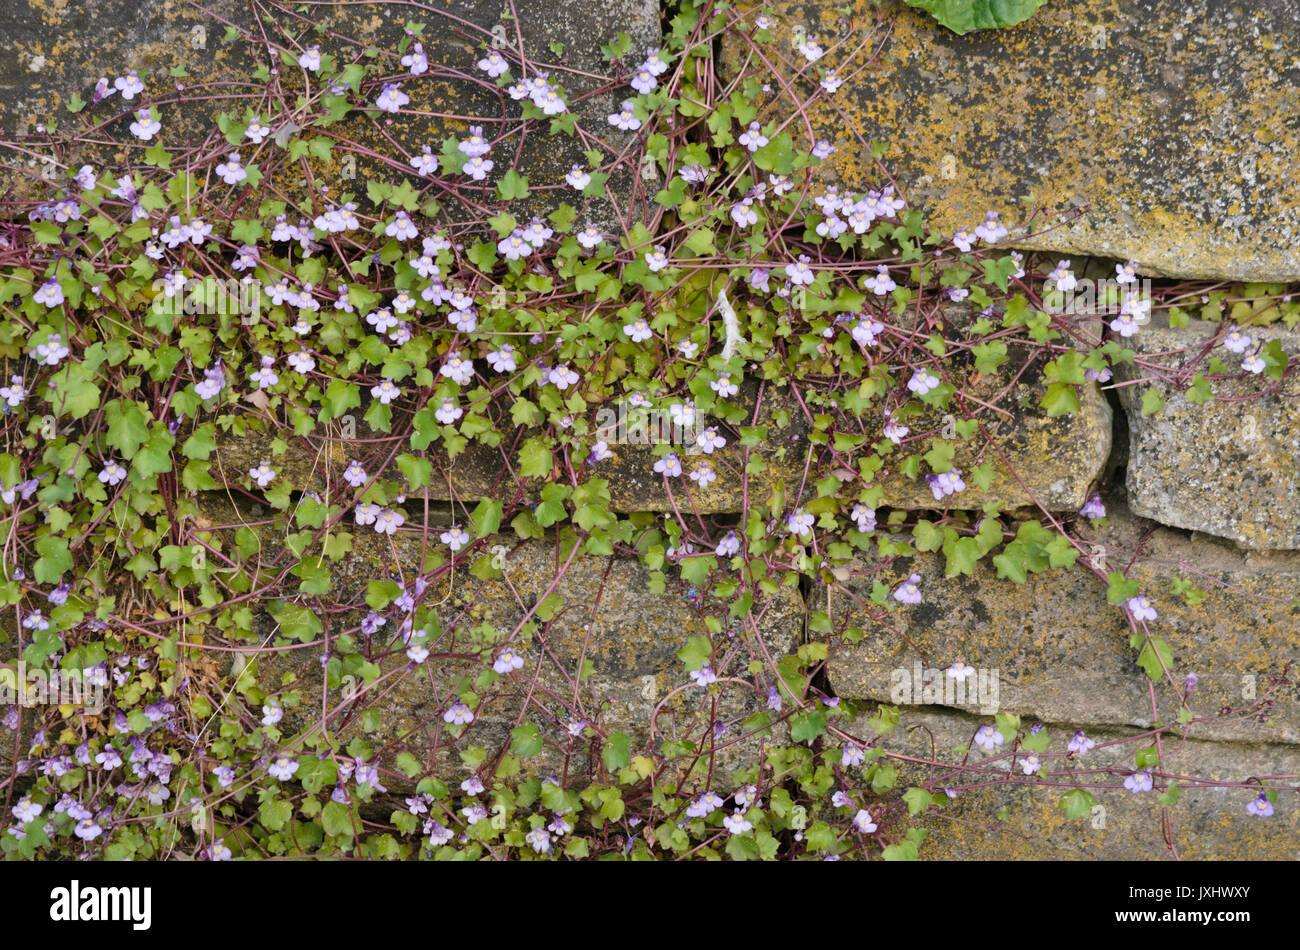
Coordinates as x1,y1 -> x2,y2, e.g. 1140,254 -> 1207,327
904,0 -> 1049,34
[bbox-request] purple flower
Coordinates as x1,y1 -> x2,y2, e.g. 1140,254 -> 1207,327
1126,595 -> 1157,623
785,255 -> 814,286
402,42 -> 428,76
1067,730 -> 1096,755
608,100 -> 641,131
893,573 -> 922,605
374,83 -> 410,113
1079,493 -> 1106,519
1246,793 -> 1274,817
1123,770 -> 1153,794
444,702 -> 474,725
689,664 -> 718,687
973,725 -> 1003,752
267,756 -> 299,781
852,809 -> 877,833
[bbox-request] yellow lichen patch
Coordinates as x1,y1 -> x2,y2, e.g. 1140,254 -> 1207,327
725,0 -> 1300,281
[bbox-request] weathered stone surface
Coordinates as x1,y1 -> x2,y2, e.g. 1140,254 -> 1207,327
728,0 -> 1300,281
874,709 -> 1300,860
1,0 -> 657,226
1117,313 -> 1300,550
825,498 -> 1300,743
196,495 -> 802,782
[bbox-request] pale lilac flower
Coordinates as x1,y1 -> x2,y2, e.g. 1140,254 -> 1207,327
409,146 -> 439,176
974,211 -> 1008,243
477,50 -> 510,77
374,508 -> 405,536
33,280 -> 65,310
434,399 -> 462,425
669,401 -> 695,427
1020,754 -> 1042,775
339,461 -> 367,489
548,363 -> 579,389
1126,595 -> 1157,622
811,139 -> 835,160
486,346 -> 517,373
216,153 -> 247,184
248,462 -> 275,489
440,526 -> 470,551
645,247 -> 669,272
687,791 -> 724,818
731,199 -> 759,227
841,744 -> 865,768
786,255 -> 814,285
852,809 -> 877,833
261,703 -> 283,727
385,211 -> 418,241
577,225 -> 603,249
1109,313 -> 1140,337
973,725 -> 1004,752
493,649 -> 525,674
440,352 -> 475,385
245,118 -> 270,143
623,318 -> 653,343
715,531 -> 740,557
1047,260 -> 1077,292
375,83 -> 410,113
250,355 -> 278,389
787,509 -> 814,537
908,368 -> 941,396
1115,260 -> 1138,284
268,756 -> 299,781
687,461 -> 716,487
608,100 -> 641,131
654,453 -> 682,478
1079,494 -> 1106,519
947,660 -> 975,683
1124,770 -> 1153,793
893,573 -> 922,605
630,68 -> 657,94
12,796 -> 42,824
1242,353 -> 1266,374
371,379 -> 401,405
723,810 -> 753,834
849,504 -> 876,533
679,164 -> 710,185
565,165 -> 591,190
1247,793 -> 1274,817
1068,730 -> 1096,755
521,217 -> 552,246
129,109 -> 161,141
298,46 -> 321,71
464,156 -> 494,181
1223,326 -> 1253,354
821,72 -> 843,93
738,121 -> 768,152
443,702 -> 474,725
354,502 -> 381,526
287,350 -> 315,374
98,460 -> 128,486
114,70 -> 145,99
710,374 -> 739,399
402,42 -> 429,75
525,827 -> 551,853
696,427 -> 726,454
928,469 -> 966,501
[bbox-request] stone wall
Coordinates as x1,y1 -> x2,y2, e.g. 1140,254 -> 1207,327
4,0 -> 1298,860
